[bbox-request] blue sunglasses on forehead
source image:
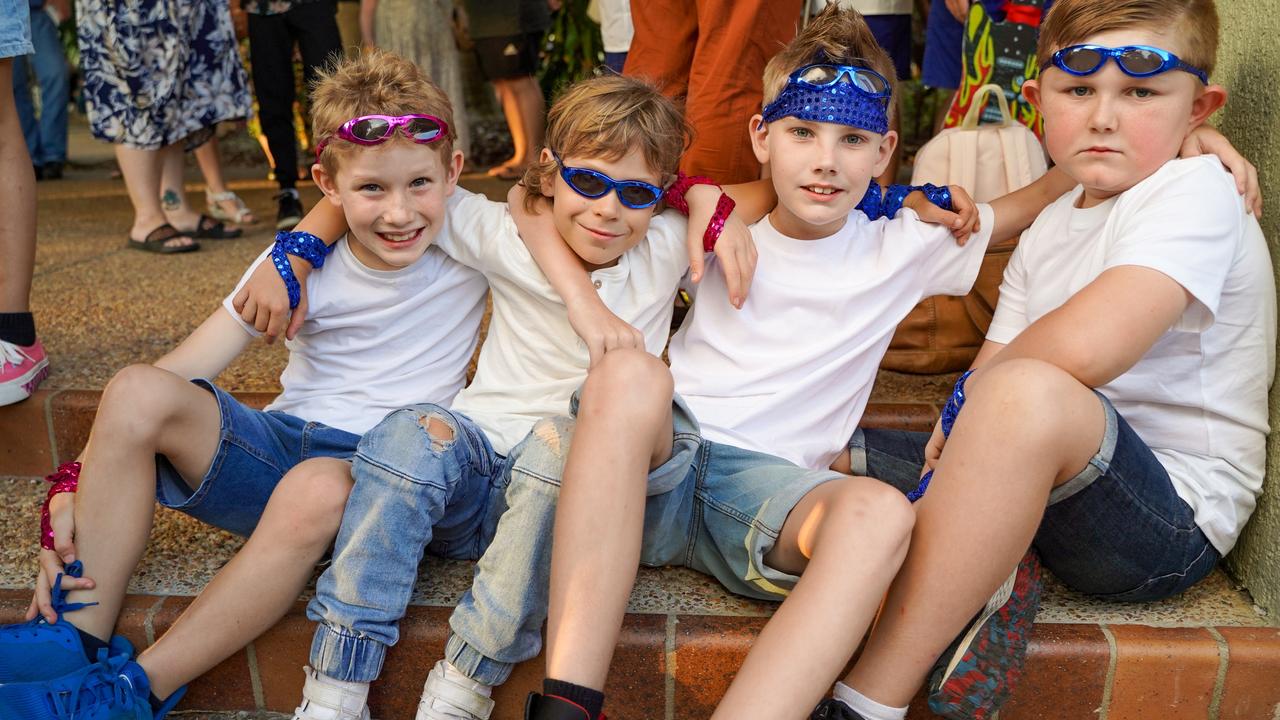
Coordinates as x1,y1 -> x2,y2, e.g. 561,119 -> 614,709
1051,44 -> 1209,84
552,151 -> 666,210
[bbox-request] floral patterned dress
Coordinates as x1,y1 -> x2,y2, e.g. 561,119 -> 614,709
77,0 -> 252,149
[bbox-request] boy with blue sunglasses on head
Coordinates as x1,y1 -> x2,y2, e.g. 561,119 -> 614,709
827,1 -> 1274,719
0,50 -> 490,720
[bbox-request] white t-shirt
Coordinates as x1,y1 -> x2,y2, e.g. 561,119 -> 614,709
670,204 -> 996,471
222,237 -> 488,435
817,0 -> 912,16
987,156 -> 1276,554
440,189 -> 689,454
593,0 -> 634,53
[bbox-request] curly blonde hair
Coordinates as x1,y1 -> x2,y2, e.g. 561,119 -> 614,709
311,48 -> 456,174
522,74 -> 690,213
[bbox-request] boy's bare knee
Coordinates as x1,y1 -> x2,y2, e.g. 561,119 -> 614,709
100,364 -> 184,436
581,350 -> 673,415
823,480 -> 914,549
273,459 -> 353,540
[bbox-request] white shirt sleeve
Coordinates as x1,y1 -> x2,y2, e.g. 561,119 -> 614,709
646,210 -> 692,278
986,239 -> 1030,344
909,202 -> 996,298
1104,158 -> 1241,331
434,188 -> 511,273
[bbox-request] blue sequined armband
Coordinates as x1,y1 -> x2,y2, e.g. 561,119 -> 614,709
271,231 -> 333,310
906,369 -> 974,503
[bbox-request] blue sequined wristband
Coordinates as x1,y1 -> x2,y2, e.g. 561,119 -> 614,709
855,180 -> 885,220
918,183 -> 954,213
270,243 -> 302,310
274,230 -> 333,269
905,369 -> 974,503
881,184 -> 913,219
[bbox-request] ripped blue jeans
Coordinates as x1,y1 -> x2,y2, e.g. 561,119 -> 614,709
305,404 -> 513,682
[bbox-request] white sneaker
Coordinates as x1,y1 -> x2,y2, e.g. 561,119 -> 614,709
415,660 -> 495,720
293,666 -> 372,720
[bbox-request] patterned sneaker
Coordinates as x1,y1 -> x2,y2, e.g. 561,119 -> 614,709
0,653 -> 185,720
416,660 -> 495,720
0,338 -> 49,406
0,560 -> 133,682
524,693 -> 604,720
927,548 -> 1045,720
810,698 -> 868,719
293,666 -> 371,720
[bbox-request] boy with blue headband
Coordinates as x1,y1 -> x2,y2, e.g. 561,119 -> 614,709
509,5 -> 1088,719
821,1 -> 1275,719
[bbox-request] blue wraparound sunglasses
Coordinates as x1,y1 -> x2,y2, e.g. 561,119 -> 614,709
553,151 -> 665,209
1051,44 -> 1209,85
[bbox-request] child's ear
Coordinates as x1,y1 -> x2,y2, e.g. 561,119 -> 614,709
873,130 -> 899,177
1189,84 -> 1228,127
537,147 -> 556,198
312,163 -> 342,206
444,149 -> 464,194
1023,78 -> 1042,111
748,114 -> 770,165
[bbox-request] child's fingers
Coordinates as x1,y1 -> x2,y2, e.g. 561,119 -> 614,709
265,305 -> 288,344
231,286 -> 248,313
287,296 -> 308,341
239,296 -> 258,327
25,592 -> 37,621
735,246 -> 756,306
689,248 -> 705,285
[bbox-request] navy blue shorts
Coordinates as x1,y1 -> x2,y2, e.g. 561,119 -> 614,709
155,380 -> 361,537
866,14 -> 912,81
849,392 -> 1219,602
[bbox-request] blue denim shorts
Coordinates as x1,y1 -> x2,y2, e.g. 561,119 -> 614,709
635,396 -> 849,602
155,380 -> 361,537
0,0 -> 32,59
850,392 -> 1219,602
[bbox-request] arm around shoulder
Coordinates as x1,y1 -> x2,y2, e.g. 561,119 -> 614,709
153,308 -> 255,380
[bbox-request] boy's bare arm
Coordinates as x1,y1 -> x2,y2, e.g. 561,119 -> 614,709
508,184 -> 644,367
153,308 -> 255,380
987,167 -> 1076,244
232,200 -> 350,342
979,267 -> 1189,388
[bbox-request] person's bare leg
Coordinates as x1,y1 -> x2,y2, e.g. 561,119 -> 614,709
489,79 -> 525,174
62,365 -> 223,639
139,458 -> 354,698
194,136 -> 230,198
159,142 -> 204,231
0,58 -> 37,312
116,145 -> 194,249
843,358 -> 1106,706
545,350 -> 675,689
712,478 -> 914,720
510,76 -> 545,168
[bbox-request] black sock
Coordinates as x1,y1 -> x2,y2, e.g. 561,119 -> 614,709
77,627 -> 109,663
0,312 -> 36,346
544,679 -> 604,719
150,692 -> 166,714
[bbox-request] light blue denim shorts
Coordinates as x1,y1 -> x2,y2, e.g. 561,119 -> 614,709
0,0 -> 32,59
155,379 -> 361,537
635,396 -> 849,602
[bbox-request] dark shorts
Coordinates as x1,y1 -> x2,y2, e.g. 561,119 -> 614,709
154,379 -> 361,537
849,392 -> 1219,602
922,0 -> 964,88
473,31 -> 542,81
866,13 -> 912,81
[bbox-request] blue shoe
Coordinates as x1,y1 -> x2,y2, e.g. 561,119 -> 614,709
0,561 -> 133,682
0,653 -> 187,720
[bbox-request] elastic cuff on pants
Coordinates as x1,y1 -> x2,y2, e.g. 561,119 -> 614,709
310,623 -> 388,683
445,633 -> 515,686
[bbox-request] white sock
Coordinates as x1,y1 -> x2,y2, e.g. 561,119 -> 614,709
832,682 -> 908,720
444,661 -> 493,697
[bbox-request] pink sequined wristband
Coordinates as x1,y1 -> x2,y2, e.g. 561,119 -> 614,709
702,192 -> 736,253
40,461 -> 81,551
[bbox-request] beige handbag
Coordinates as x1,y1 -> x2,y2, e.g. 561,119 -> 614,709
881,84 -> 1047,374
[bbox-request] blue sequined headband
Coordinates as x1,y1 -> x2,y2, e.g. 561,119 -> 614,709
761,62 -> 891,135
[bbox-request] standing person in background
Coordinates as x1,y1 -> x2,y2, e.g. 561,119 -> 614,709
238,0 -> 342,229
462,0 -> 550,180
0,0 -> 47,405
361,0 -> 471,157
592,0 -> 632,74
13,0 -> 70,181
191,134 -> 258,225
78,0 -> 251,253
624,0 -> 802,184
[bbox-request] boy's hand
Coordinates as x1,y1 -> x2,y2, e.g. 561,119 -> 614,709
905,184 -> 980,245
1180,126 -> 1262,217
567,298 -> 644,368
920,416 -> 947,481
26,493 -> 94,623
232,257 -> 313,343
687,186 -> 759,308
